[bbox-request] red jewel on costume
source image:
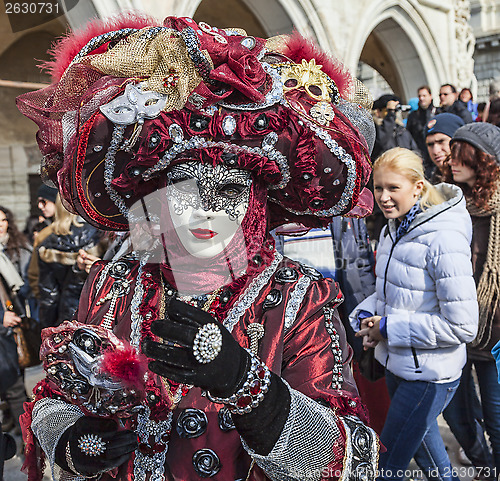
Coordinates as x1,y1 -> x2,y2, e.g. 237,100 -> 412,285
163,69 -> 180,88
249,379 -> 262,396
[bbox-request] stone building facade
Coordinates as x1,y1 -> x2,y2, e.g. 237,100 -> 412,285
0,0 -> 477,223
470,0 -> 500,101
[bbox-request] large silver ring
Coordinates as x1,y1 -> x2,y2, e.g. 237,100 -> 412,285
77,433 -> 107,456
193,323 -> 222,364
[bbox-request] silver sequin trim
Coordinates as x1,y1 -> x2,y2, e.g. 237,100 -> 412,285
94,262 -> 114,298
323,306 -> 343,390
134,406 -> 172,481
130,254 -> 149,350
223,251 -> 282,333
142,136 -> 290,190
284,275 -> 311,331
104,124 -> 130,219
339,416 -> 378,481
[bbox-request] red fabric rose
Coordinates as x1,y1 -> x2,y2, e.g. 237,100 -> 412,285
237,109 -> 289,136
210,44 -> 267,102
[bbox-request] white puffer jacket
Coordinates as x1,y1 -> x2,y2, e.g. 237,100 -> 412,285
350,183 -> 478,382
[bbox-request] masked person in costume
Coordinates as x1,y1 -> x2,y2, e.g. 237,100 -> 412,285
17,14 -> 378,481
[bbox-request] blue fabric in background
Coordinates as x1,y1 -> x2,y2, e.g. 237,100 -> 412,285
492,340 -> 500,384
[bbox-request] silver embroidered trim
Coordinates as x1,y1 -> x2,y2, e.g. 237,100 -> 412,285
72,27 -> 170,65
284,275 -> 311,331
134,406 -> 172,481
72,28 -> 139,64
94,261 -> 114,298
323,306 -> 343,390
223,251 -> 282,333
104,124 -> 130,219
242,383 -> 341,481
142,136 -> 290,190
130,254 -> 149,350
271,99 -> 358,218
339,416 -> 378,481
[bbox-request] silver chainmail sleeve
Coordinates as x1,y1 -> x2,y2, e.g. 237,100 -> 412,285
241,383 -> 378,481
31,398 -> 86,481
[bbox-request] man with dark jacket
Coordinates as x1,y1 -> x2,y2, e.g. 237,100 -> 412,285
406,85 -> 436,173
436,83 -> 473,124
372,94 -> 420,160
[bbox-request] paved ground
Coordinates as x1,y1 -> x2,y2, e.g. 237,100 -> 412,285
3,366 -> 477,481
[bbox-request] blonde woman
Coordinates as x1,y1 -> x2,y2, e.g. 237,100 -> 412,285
36,195 -> 103,329
350,147 -> 478,481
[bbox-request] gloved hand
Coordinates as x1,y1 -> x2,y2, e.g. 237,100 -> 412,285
141,298 -> 250,398
143,298 -> 291,456
56,416 -> 137,477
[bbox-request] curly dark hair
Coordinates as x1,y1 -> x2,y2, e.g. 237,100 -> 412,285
447,141 -> 500,209
0,206 -> 29,261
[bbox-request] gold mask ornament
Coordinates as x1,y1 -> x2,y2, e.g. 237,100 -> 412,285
281,59 -> 338,102
280,59 -> 338,127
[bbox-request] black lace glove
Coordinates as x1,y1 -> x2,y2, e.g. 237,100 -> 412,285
141,298 -> 250,397
55,417 -> 137,477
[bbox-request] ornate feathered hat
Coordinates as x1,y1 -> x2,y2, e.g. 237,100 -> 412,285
17,14 -> 374,230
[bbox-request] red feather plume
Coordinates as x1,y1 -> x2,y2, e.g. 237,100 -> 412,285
280,31 -> 354,97
41,12 -> 161,82
100,343 -> 148,393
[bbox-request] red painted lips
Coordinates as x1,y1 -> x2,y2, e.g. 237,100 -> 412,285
190,228 -> 217,239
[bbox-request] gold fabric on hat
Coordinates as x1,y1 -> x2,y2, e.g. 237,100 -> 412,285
265,35 -> 289,54
85,28 -> 211,111
346,78 -> 373,111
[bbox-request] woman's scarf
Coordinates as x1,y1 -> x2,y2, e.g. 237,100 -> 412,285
394,201 -> 422,243
466,183 -> 500,348
0,250 -> 24,293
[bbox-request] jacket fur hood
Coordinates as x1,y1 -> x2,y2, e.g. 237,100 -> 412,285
38,223 -> 101,265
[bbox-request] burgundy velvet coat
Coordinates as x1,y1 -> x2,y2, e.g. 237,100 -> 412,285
31,253 -> 368,481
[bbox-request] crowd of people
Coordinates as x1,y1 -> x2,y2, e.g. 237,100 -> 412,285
1,12 -> 500,481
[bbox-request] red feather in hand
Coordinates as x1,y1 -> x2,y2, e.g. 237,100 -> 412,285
100,343 -> 148,393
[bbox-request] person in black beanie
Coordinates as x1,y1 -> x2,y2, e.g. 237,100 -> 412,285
36,184 -> 57,224
424,113 -> 464,183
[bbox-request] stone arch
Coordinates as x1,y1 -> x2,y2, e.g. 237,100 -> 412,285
346,1 -> 446,101
0,31 -> 56,145
168,0 -> 332,49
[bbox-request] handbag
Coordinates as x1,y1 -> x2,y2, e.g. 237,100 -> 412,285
358,347 -> 385,382
12,316 -> 42,369
0,330 -> 20,392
